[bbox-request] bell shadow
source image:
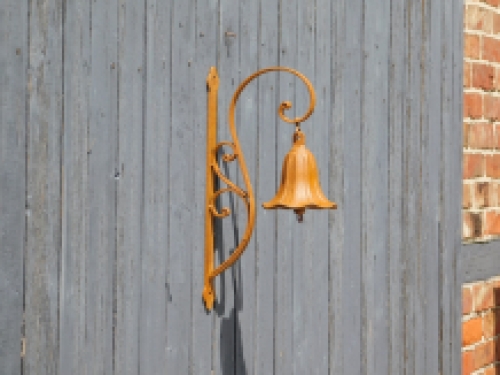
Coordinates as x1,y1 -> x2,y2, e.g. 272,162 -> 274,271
214,151 -> 247,375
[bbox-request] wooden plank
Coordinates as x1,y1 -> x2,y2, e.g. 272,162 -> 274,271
461,241 -> 500,283
253,0 -> 279,372
191,1 -> 217,373
24,1 -> 62,374
451,1 -> 464,373
275,0 -> 298,373
340,0 -> 363,372
310,0 -> 331,372
329,0 -> 346,372
115,0 -> 145,373
0,1 -> 27,374
361,0 -> 390,372
165,1 -> 196,373
422,0 -> 441,372
388,0 -> 406,373
439,0 -> 462,372
211,1 -> 239,374
138,1 -> 171,373
294,2 -> 316,373
234,0 -> 259,373
86,0 -> 118,372
59,0 -> 90,372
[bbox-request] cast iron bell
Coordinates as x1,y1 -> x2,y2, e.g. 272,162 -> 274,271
262,128 -> 337,222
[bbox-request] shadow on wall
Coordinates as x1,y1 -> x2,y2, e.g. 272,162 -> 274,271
214,155 -> 248,375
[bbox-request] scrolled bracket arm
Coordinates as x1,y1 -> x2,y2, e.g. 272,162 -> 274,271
203,66 -> 316,310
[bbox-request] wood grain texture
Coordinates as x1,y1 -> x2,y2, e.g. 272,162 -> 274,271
165,1 -> 196,373
2,0 -> 463,373
86,0 -> 118,372
191,1 -> 217,374
59,0 -> 90,372
24,0 -> 62,374
0,1 -> 27,374
115,0 -> 144,373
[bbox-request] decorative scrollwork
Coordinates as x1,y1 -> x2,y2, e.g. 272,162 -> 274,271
208,66 -> 316,279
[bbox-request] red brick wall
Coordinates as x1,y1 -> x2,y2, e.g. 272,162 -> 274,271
463,0 -> 500,240
463,2 -> 500,374
462,279 -> 500,374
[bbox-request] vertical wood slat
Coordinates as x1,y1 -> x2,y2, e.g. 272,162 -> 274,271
24,1 -> 62,374
0,1 -> 27,374
388,0 -> 406,373
139,0 -> 171,373
191,1 -> 217,373
86,0 -> 118,372
312,0 -> 331,372
213,1 -> 239,373
329,0 -> 346,372
59,0 -> 90,372
362,0 -> 390,372
254,1 -> 279,373
115,0 -> 145,373
235,0 -> 259,373
275,0 -> 298,373
341,0 -> 363,372
165,1 -> 196,374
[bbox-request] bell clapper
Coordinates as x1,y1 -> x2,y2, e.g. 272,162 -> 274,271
294,208 -> 305,223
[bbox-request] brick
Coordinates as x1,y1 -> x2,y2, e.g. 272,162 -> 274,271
485,95 -> 500,121
464,317 -> 483,345
484,37 -> 500,63
484,364 -> 500,375
465,34 -> 481,59
482,0 -> 500,6
484,309 -> 500,338
465,122 -> 471,147
474,340 -> 496,369
475,282 -> 495,311
466,5 -> 494,32
463,350 -> 475,375
464,286 -> 474,315
485,211 -> 500,236
476,182 -> 490,208
463,211 -> 483,239
473,63 -> 495,91
464,184 -> 473,209
465,62 -> 472,88
465,92 -> 483,119
488,181 -> 499,207
495,124 -> 500,149
491,279 -> 500,305
494,13 -> 500,35
464,153 -> 485,178
486,154 -> 500,178
469,123 -> 495,149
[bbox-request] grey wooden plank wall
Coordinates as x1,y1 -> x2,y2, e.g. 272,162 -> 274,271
0,0 -> 462,374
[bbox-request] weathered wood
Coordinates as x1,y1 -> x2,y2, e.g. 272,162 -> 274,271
362,0 -> 390,372
388,0 -> 406,373
2,0 -> 464,373
86,0 -> 118,373
138,1 -> 171,373
24,1 -> 62,374
191,1 -> 217,373
165,1 -> 196,373
461,241 -> 500,284
59,0 -> 90,372
115,0 -> 145,373
0,1 -> 27,374
329,0 -> 346,373
234,0 -> 259,373
340,0 -> 363,372
275,1 -> 297,373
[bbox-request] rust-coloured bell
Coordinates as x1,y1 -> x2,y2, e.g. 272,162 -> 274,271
262,128 -> 337,222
